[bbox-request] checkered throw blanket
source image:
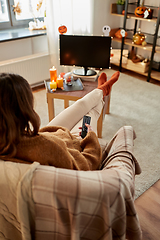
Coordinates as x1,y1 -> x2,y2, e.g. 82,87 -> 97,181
32,165 -> 142,240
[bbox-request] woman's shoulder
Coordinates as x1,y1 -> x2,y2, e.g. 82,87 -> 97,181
18,130 -> 66,152
39,125 -> 68,133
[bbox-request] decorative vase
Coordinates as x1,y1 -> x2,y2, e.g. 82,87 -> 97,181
117,4 -> 124,14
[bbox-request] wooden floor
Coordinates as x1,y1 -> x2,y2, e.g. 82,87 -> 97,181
135,179 -> 160,240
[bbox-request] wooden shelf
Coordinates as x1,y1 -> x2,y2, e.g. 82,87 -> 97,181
150,70 -> 160,81
111,62 -> 148,75
111,62 -> 160,81
111,4 -> 157,23
112,37 -> 153,51
156,46 -> 160,54
112,36 -> 160,53
126,13 -> 157,23
110,2 -> 160,82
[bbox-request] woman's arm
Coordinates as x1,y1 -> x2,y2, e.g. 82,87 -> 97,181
67,130 -> 102,170
39,126 -> 102,171
80,131 -> 102,170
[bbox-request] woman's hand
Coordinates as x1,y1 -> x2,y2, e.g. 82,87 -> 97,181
85,123 -> 93,133
79,123 -> 94,137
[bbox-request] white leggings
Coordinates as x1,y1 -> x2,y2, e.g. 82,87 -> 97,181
47,88 -> 104,136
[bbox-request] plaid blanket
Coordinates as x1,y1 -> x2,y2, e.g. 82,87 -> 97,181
32,165 -> 142,240
0,161 -> 39,240
32,126 -> 142,240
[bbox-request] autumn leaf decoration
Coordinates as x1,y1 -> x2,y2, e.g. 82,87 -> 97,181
37,0 -> 43,11
13,2 -> 21,15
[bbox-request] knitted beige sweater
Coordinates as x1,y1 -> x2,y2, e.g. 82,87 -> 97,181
2,126 -> 102,171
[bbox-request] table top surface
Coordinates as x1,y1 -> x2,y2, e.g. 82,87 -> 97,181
45,79 -> 98,98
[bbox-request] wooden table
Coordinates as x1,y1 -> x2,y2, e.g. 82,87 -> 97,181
45,80 -> 110,138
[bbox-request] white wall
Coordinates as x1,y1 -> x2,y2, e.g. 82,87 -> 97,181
93,0 -> 124,50
0,35 -> 51,85
0,35 -> 49,62
93,0 -> 123,36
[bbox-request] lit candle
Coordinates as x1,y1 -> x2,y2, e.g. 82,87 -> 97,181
49,66 -> 57,81
56,76 -> 63,88
50,81 -> 57,90
147,8 -> 153,19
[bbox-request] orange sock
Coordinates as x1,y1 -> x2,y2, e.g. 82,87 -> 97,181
98,71 -> 120,96
98,72 -> 107,87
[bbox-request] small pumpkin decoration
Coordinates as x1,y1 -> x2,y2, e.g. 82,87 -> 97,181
133,30 -> 145,45
142,41 -> 147,46
115,29 -> 127,39
58,25 -> 67,34
135,6 -> 146,18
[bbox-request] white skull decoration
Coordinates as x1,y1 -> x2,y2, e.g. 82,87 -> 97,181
102,25 -> 111,36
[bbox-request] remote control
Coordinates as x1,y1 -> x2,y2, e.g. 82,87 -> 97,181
81,115 -> 91,139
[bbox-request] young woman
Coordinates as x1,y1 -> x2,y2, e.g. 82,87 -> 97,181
0,71 -> 119,170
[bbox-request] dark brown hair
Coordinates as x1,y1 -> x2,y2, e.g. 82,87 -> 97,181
0,73 -> 40,157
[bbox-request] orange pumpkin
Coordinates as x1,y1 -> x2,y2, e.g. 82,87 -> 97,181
115,29 -> 128,39
58,25 -> 67,34
135,6 -> 146,18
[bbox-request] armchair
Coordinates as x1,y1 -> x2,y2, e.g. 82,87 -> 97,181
0,126 -> 142,240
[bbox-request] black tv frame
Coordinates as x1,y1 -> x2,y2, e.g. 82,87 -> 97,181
59,34 -> 111,76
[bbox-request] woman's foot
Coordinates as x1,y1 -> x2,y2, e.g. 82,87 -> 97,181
98,71 -> 120,96
98,72 -> 107,87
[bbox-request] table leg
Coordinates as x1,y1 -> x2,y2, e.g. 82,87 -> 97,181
64,99 -> 69,109
97,94 -> 110,138
97,111 -> 103,138
47,93 -> 55,121
103,94 -> 111,116
106,95 -> 110,114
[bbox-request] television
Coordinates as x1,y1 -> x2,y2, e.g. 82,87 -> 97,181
59,35 -> 111,76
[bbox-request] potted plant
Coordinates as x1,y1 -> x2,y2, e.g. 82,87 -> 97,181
116,0 -> 125,14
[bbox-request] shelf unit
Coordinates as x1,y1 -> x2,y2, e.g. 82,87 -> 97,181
110,1 -> 160,82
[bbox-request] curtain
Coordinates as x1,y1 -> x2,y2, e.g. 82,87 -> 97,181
46,0 -> 94,74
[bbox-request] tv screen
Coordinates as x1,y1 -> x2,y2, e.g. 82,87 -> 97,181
60,35 -> 111,76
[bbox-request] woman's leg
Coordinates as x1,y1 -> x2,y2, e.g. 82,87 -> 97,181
47,71 -> 120,136
47,89 -> 104,134
99,126 -> 141,176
